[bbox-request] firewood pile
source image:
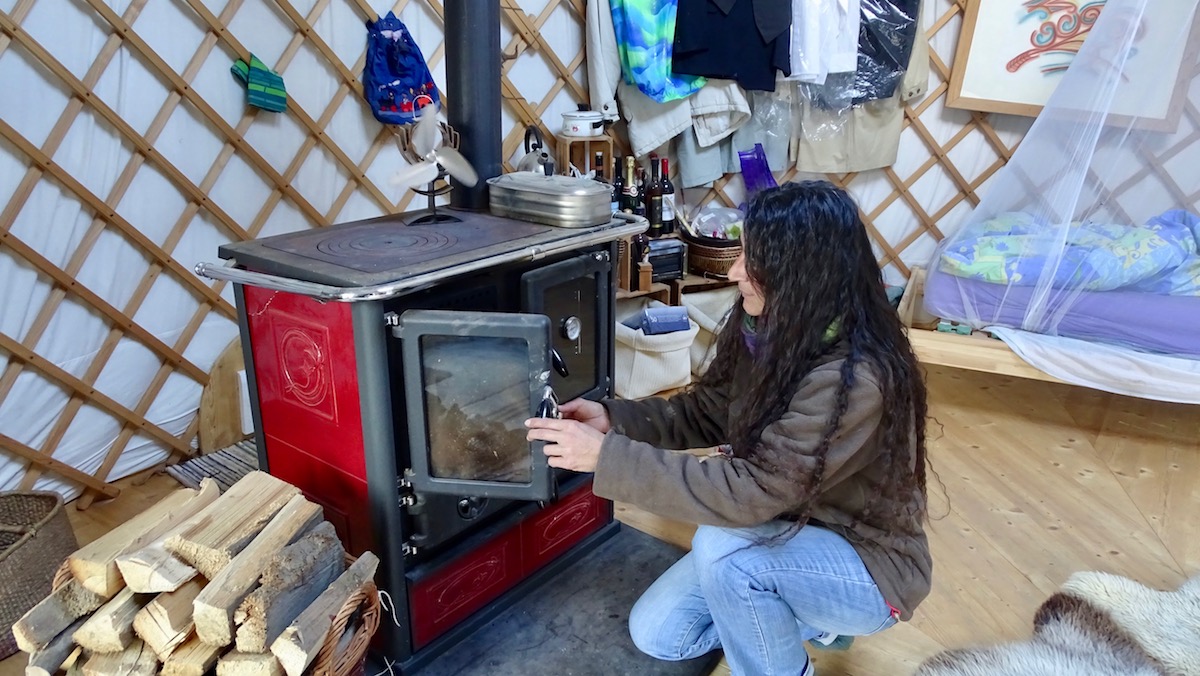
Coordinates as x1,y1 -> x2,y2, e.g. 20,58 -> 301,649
12,472 -> 380,676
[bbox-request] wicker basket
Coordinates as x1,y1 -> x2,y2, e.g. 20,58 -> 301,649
681,232 -> 741,278
0,491 -> 77,659
311,560 -> 382,676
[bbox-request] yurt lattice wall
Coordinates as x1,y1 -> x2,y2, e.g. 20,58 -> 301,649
0,0 -> 592,505
3,0 -> 1193,503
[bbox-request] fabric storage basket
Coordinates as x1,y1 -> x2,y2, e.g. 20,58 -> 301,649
681,286 -> 739,376
0,491 -> 77,659
614,298 -> 700,399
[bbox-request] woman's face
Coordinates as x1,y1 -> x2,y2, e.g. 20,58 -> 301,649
728,252 -> 766,316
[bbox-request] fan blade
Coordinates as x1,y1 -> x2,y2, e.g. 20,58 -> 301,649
411,107 -> 440,159
390,160 -> 440,190
433,147 -> 479,187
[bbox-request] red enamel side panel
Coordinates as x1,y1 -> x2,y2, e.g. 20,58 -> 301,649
521,482 -> 606,574
408,526 -> 525,649
407,482 -> 609,649
243,286 -> 371,550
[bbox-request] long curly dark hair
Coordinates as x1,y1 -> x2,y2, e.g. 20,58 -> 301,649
698,180 -> 928,532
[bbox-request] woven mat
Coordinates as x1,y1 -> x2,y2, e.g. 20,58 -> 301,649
165,440 -> 258,492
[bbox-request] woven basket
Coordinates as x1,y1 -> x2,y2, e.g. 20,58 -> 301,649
681,233 -> 741,278
0,491 -> 77,659
311,554 -> 382,676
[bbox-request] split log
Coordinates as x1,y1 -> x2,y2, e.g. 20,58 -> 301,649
115,479 -> 220,593
270,552 -> 379,676
131,577 -> 205,660
80,639 -> 158,676
74,587 -> 152,653
192,495 -> 323,646
234,522 -> 344,653
14,579 -> 108,653
165,472 -> 300,579
71,481 -> 219,597
24,617 -> 87,676
161,635 -> 224,676
217,652 -> 284,676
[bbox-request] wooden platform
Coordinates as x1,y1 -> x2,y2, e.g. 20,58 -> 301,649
6,367 -> 1197,676
163,441 -> 258,492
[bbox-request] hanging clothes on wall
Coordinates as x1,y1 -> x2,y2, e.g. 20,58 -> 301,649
672,0 -> 792,92
793,0 -> 928,173
610,0 -> 707,102
851,0 -> 920,103
588,0 -> 751,158
786,0 -> 862,85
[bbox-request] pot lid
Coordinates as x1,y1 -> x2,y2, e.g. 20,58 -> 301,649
488,173 -> 609,197
562,109 -> 604,120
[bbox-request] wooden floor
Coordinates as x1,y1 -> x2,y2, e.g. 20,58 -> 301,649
4,366 -> 1197,676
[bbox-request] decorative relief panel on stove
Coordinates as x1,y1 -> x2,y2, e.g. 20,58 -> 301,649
432,554 -> 512,617
532,498 -> 594,555
271,313 -> 338,421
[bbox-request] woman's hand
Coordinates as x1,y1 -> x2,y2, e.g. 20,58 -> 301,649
558,398 -> 611,433
525,418 -> 605,473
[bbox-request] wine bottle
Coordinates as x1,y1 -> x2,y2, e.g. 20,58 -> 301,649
645,159 -> 664,237
621,156 -> 638,213
661,157 -> 676,235
610,155 -> 624,214
634,166 -> 647,218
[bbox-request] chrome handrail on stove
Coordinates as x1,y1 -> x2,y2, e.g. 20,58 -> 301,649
194,213 -> 648,303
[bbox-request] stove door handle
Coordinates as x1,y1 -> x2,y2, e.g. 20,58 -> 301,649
550,348 -> 569,378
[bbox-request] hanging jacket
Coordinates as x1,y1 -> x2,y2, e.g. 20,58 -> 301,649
672,0 -> 792,92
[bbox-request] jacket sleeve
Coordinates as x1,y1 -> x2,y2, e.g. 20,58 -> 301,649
586,0 -> 622,121
592,367 -> 883,526
600,381 -> 732,450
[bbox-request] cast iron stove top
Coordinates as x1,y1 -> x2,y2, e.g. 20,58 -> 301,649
218,209 -> 625,288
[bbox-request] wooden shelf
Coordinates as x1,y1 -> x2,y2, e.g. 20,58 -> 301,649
616,282 -> 670,305
668,274 -> 736,305
908,328 -> 1066,385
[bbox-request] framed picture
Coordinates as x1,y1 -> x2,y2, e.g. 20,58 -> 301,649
947,0 -> 1200,127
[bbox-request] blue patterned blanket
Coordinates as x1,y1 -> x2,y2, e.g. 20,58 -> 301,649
939,210 -> 1200,296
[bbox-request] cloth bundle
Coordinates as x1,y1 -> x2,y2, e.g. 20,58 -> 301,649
916,571 -> 1200,675
230,55 -> 287,113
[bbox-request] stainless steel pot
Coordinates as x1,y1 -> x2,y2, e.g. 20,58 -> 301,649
487,173 -> 612,228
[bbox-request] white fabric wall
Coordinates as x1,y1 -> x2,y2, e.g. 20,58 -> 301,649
0,0 -> 585,500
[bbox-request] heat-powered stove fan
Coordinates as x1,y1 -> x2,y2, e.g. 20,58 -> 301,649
391,106 -> 480,224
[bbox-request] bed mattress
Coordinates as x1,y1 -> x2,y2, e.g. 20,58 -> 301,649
923,273 -> 1200,359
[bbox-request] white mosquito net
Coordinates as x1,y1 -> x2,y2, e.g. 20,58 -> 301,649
923,0 -> 1200,402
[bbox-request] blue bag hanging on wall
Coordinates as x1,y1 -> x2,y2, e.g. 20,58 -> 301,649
363,12 -> 441,125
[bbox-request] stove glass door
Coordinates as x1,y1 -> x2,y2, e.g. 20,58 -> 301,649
394,309 -> 555,501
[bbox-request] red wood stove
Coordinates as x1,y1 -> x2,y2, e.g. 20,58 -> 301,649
204,209 -> 644,671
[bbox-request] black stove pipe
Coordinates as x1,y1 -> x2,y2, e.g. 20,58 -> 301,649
446,0 -> 501,211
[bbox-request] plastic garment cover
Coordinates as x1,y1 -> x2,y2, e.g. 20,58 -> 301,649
851,0 -> 918,103
924,0 -> 1200,398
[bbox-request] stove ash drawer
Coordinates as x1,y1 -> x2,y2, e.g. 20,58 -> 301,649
407,482 -> 608,649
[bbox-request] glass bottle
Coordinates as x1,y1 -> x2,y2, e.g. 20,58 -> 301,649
661,157 -> 676,235
610,155 -> 624,214
621,156 -> 639,213
645,159 -> 664,237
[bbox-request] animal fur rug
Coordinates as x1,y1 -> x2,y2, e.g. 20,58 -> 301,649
915,572 -> 1200,675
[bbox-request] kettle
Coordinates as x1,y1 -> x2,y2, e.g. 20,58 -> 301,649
515,125 -> 556,175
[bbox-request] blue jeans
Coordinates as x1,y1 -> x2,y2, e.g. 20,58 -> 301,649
629,523 -> 896,676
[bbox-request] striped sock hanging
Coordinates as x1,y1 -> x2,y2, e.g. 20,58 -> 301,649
230,54 -> 288,113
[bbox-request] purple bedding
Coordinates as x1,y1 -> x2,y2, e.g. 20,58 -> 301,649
923,273 -> 1200,358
